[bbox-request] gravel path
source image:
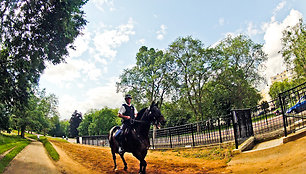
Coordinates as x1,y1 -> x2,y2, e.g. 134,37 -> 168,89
3,140 -> 59,174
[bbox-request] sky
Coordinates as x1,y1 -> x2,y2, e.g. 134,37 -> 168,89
39,0 -> 306,120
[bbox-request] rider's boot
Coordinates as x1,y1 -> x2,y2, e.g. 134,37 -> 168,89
118,132 -> 125,154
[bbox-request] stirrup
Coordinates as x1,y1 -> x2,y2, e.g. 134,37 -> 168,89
118,146 -> 124,154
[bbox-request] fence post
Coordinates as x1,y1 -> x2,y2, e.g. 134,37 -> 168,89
151,135 -> 155,149
191,124 -> 195,147
231,111 -> 239,149
218,118 -> 222,143
169,129 -> 173,148
279,94 -> 287,137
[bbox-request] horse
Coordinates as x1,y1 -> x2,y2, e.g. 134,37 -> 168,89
108,101 -> 165,174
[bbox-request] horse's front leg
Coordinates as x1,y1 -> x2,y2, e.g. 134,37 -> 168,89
119,153 -> 128,171
140,159 -> 147,174
133,152 -> 147,174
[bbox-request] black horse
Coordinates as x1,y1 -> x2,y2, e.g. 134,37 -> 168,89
108,101 -> 165,174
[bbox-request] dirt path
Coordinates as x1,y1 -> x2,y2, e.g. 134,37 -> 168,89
50,135 -> 306,174
3,140 -> 59,174
225,136 -> 306,174
50,140 -> 228,174
51,142 -> 97,174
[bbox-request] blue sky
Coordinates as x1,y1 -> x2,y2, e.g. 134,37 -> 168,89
39,0 -> 306,120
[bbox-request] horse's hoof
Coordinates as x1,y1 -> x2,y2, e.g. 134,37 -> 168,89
114,167 -> 118,171
124,166 -> 128,171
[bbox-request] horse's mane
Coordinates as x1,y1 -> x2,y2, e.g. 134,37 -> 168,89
136,107 -> 147,120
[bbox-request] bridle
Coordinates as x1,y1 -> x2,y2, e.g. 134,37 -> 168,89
130,107 -> 160,126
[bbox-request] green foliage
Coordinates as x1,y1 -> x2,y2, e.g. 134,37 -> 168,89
0,0 -> 88,108
78,108 -> 119,136
69,110 -> 82,137
0,0 -> 88,138
269,78 -> 306,99
162,102 -> 192,127
0,104 -> 10,131
281,19 -> 306,77
116,35 -> 266,124
12,89 -> 59,138
117,46 -> 176,108
48,116 -> 69,137
39,136 -> 59,161
168,36 -> 216,121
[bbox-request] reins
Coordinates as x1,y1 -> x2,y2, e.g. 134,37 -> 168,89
130,108 -> 152,125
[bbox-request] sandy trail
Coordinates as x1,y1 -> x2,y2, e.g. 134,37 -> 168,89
226,136 -> 306,174
3,140 -> 59,174
50,135 -> 306,174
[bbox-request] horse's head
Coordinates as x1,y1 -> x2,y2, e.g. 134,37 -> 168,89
148,101 -> 166,129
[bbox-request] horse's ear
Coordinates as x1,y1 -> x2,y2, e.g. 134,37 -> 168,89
150,101 -> 155,108
156,101 -> 159,108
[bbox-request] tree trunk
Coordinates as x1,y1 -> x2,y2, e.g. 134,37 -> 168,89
20,125 -> 26,138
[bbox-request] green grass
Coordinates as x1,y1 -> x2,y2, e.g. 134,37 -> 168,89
0,134 -> 30,173
38,136 -> 59,161
25,133 -> 39,141
47,137 -> 69,143
24,133 -> 61,161
173,143 -> 235,161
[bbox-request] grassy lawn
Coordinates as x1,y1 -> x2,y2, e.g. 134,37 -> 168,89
0,134 -> 30,173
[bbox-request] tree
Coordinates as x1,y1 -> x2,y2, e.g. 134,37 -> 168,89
0,0 -> 88,135
0,103 -> 10,131
48,116 -> 69,137
78,113 -> 93,136
209,34 -> 266,112
269,80 -> 291,100
168,36 -> 220,121
281,19 -> 306,77
117,46 -> 176,108
161,102 -> 192,127
78,108 -> 120,136
69,110 -> 82,137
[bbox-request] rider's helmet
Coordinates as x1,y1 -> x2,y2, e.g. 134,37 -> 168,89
125,94 -> 132,99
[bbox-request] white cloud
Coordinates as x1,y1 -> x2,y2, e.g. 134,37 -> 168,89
262,9 -> 302,85
274,1 -> 286,16
219,18 -> 225,26
58,79 -> 124,119
93,18 -> 135,60
42,59 -> 102,86
247,22 -> 260,36
136,38 -> 146,45
91,0 -> 115,12
156,24 -> 167,40
68,28 -> 91,58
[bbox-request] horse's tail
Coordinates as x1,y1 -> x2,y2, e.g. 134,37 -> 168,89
109,126 -> 120,142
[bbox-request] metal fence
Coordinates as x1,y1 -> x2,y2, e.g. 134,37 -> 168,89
250,99 -> 285,135
79,135 -> 109,147
149,114 -> 234,149
279,82 -> 306,136
79,82 -> 306,149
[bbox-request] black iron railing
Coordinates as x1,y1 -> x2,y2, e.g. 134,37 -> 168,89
79,82 -> 306,149
279,82 -> 306,136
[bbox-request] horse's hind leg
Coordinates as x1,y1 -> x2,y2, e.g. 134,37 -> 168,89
119,153 -> 128,171
111,151 -> 117,171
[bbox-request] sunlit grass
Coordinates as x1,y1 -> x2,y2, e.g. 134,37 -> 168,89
0,134 -> 30,173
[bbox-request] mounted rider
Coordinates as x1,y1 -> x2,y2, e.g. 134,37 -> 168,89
115,94 -> 138,154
